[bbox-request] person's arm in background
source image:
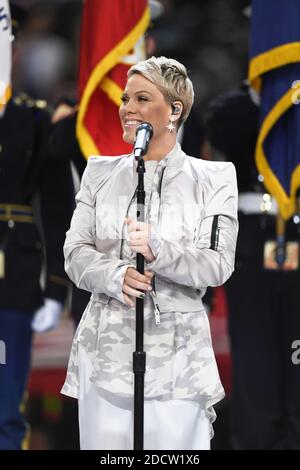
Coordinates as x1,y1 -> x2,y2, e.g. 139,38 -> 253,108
31,104 -> 74,332
50,101 -> 87,177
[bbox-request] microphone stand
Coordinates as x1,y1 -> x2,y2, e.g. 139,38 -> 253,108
133,153 -> 146,450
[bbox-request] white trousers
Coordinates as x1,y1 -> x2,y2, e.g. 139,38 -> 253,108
78,345 -> 211,450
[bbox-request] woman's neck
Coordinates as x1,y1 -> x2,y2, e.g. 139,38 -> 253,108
143,135 -> 177,162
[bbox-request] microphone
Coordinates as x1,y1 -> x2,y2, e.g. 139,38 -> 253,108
134,122 -> 153,159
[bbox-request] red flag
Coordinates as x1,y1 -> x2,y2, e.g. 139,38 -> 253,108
77,0 -> 150,158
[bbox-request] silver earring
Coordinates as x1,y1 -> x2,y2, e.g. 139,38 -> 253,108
166,118 -> 176,133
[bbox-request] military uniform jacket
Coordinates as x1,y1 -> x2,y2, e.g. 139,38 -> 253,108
62,143 -> 238,407
0,94 -> 73,311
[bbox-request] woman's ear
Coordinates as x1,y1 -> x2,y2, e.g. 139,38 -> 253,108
171,101 -> 183,122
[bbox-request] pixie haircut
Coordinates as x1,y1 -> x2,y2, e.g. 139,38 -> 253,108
128,56 -> 194,128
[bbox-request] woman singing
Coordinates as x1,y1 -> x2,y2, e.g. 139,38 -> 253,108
61,56 -> 238,450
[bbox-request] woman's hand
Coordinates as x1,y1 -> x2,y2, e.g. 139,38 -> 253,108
125,217 -> 155,263
122,267 -> 154,307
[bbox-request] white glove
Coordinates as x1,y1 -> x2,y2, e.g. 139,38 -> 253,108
31,298 -> 63,333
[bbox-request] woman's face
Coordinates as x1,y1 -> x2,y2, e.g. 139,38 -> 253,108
119,73 -> 172,145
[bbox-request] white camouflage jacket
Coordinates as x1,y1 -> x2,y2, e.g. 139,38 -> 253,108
64,143 -> 238,312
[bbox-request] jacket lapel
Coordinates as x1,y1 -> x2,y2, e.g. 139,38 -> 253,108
109,155 -> 136,241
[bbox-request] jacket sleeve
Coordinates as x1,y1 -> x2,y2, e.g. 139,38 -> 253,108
147,162 -> 238,289
63,163 -> 130,304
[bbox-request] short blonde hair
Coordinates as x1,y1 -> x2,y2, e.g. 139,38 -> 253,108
128,56 -> 194,127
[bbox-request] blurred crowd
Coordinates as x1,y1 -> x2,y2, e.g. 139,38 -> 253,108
12,0 -> 250,115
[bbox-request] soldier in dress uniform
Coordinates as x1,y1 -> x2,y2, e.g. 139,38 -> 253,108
0,3 -> 73,449
206,87 -> 300,449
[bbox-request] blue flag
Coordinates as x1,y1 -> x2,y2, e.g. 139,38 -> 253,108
249,0 -> 300,220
